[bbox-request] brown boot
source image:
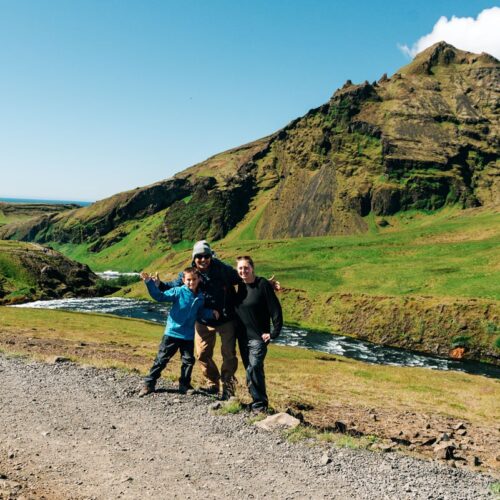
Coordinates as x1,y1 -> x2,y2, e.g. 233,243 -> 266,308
138,385 -> 154,397
221,378 -> 236,400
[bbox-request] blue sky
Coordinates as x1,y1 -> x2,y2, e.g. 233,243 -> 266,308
0,1 -> 497,202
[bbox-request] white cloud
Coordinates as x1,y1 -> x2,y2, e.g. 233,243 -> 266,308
399,7 -> 500,59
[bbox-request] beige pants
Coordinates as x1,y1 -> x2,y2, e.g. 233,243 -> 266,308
195,320 -> 237,391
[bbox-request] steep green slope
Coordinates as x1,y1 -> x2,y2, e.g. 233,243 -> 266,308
0,241 -> 103,304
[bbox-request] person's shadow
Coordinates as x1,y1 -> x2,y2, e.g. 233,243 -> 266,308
153,388 -> 181,394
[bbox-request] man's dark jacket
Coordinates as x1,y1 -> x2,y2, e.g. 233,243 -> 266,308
159,258 -> 241,327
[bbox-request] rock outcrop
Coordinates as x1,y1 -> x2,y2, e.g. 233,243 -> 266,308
0,241 -> 104,304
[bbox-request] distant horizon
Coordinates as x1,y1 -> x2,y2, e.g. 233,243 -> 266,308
0,196 -> 93,206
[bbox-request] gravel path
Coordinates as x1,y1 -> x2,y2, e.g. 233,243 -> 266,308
0,354 -> 496,499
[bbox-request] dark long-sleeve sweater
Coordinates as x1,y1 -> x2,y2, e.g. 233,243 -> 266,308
235,276 -> 283,341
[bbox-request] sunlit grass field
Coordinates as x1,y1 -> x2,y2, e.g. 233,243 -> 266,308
218,206 -> 500,300
1,307 -> 498,428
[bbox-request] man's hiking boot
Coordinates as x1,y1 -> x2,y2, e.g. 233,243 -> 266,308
178,384 -> 195,395
199,385 -> 219,396
220,380 -> 236,401
220,388 -> 235,401
138,385 -> 154,397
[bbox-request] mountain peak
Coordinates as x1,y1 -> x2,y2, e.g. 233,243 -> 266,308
402,41 -> 498,76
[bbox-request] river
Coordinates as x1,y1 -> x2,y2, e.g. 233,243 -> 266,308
12,297 -> 500,378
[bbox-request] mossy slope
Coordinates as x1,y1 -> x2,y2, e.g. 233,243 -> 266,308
0,42 -> 497,250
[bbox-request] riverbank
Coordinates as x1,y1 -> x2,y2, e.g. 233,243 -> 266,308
1,307 -> 499,473
12,296 -> 500,377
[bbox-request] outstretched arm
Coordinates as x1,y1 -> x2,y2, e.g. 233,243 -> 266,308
142,273 -> 179,303
157,271 -> 184,291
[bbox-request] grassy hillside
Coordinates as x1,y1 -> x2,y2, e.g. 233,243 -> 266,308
0,202 -> 77,229
119,206 -> 500,364
50,209 -> 171,272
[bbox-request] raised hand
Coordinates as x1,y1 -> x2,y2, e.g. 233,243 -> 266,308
268,274 -> 281,291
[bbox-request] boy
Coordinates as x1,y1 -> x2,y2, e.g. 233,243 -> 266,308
139,267 -> 218,397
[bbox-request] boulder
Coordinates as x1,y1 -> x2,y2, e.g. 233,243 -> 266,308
434,442 -> 456,460
254,412 -> 301,431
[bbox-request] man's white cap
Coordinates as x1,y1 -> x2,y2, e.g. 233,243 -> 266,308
192,240 -> 213,258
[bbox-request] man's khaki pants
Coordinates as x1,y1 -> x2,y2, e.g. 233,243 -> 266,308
195,320 -> 237,393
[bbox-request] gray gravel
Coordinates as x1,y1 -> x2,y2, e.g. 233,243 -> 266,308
0,354 -> 496,499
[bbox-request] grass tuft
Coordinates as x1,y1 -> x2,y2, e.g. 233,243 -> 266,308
217,400 -> 243,415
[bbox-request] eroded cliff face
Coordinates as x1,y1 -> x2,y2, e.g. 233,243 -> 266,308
1,42 -> 498,246
253,42 -> 499,238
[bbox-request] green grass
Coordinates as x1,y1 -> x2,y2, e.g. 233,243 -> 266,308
216,400 -> 243,415
51,210 -> 170,272
0,208 -> 41,227
285,426 -> 378,449
214,207 -> 500,300
47,204 -> 499,302
1,307 -> 499,433
490,482 -> 500,496
0,241 -> 38,299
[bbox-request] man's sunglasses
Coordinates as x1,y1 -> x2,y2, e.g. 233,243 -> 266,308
195,254 -> 212,260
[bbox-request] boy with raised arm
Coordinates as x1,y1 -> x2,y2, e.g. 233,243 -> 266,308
139,267 -> 219,397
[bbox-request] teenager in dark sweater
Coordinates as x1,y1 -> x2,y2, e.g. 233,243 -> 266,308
235,256 -> 283,412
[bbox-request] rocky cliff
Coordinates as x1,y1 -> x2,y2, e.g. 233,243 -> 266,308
0,241 -> 104,304
1,42 -> 498,246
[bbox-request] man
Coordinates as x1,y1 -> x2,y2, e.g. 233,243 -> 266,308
157,241 -> 241,399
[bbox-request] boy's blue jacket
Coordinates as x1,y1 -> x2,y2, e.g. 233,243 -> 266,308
145,280 -> 213,340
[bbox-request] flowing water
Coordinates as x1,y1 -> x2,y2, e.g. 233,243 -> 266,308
12,297 -> 500,378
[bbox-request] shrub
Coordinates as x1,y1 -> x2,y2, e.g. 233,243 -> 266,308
451,335 -> 471,348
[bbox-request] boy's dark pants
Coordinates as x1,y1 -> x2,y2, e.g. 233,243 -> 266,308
144,335 -> 195,389
246,339 -> 268,410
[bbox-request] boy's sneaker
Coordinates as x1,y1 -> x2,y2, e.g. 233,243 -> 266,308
178,384 -> 195,395
138,385 -> 154,397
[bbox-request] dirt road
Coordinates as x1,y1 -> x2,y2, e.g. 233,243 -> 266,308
0,354 -> 496,499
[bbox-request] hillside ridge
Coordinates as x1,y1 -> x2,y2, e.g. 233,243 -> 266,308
1,41 -> 498,247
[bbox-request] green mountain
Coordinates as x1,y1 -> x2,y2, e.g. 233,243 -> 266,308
1,42 -> 498,250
